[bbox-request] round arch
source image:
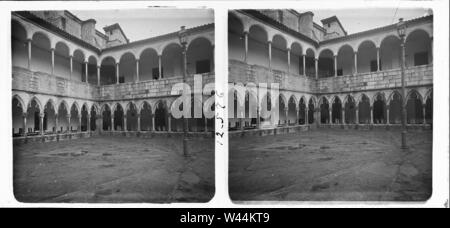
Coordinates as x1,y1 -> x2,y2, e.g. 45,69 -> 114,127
161,43 -> 183,78
100,56 -> 117,85
305,48 -> 316,77
54,41 -> 71,78
357,40 -> 377,73
228,12 -> 245,61
119,52 -> 137,83
12,20 -> 28,69
31,32 -> 52,74
405,29 -> 432,67
271,34 -> 288,71
248,24 -> 269,67
73,49 -> 86,82
139,48 -> 159,81
380,35 -> 401,70
187,37 -> 213,74
337,44 -> 354,76
318,49 -> 334,78
87,55 -> 98,84
290,42 -> 303,75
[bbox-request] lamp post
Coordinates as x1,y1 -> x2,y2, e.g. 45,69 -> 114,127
179,26 -> 189,156
397,18 -> 408,149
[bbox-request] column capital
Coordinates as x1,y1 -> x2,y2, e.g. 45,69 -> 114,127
22,112 -> 27,118
267,40 -> 272,44
287,47 -> 291,52
243,31 -> 249,35
50,48 -> 55,51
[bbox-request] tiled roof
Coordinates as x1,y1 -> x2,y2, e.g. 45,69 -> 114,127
320,14 -> 433,45
14,11 -> 102,54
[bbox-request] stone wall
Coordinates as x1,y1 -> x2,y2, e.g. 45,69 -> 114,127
316,64 -> 433,94
229,59 -> 317,93
230,60 -> 433,96
13,66 -> 215,102
12,66 -> 99,100
98,73 -> 215,101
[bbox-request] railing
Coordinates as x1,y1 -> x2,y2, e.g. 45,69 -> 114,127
229,59 -> 433,94
316,64 -> 433,93
12,66 -> 215,101
228,59 -> 317,93
12,67 -> 100,100
98,72 -> 215,101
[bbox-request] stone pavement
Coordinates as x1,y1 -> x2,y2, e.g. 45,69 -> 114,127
13,135 -> 214,203
229,128 -> 432,201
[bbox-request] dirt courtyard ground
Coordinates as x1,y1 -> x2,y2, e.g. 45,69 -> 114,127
14,135 -> 214,203
229,128 -> 432,201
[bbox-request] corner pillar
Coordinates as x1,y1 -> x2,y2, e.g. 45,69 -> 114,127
27,39 -> 32,70
314,58 -> 318,79
244,31 -> 249,63
51,48 -> 55,75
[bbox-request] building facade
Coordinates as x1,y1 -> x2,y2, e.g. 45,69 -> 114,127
12,11 -> 215,141
228,10 -> 433,132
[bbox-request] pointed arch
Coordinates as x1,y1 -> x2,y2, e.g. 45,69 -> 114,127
344,94 -> 356,124
358,94 -> 371,124
331,96 -> 342,124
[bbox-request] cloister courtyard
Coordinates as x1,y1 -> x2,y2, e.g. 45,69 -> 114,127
229,128 -> 432,201
13,135 -> 214,203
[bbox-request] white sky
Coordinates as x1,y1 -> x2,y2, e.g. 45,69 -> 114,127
71,8 -> 214,42
305,8 -> 432,34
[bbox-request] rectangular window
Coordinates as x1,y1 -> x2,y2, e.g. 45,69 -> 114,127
119,76 -> 124,83
61,17 -> 66,30
152,67 -> 163,79
337,69 -> 343,76
370,60 -> 378,72
414,52 -> 428,66
278,11 -> 283,23
196,60 -> 210,74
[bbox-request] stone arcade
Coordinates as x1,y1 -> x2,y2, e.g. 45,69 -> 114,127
228,10 -> 432,134
11,11 -> 215,142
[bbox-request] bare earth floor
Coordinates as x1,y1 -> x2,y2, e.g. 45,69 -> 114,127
229,128 -> 432,201
14,135 -> 214,203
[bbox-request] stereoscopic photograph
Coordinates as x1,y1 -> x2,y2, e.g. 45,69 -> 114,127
228,9 -> 433,201
12,8 -> 215,203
